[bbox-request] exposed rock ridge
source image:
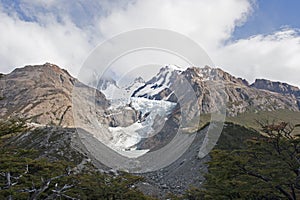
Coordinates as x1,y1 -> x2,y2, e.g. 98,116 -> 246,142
133,65 -> 299,116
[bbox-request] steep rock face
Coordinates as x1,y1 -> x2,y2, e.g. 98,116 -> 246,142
134,66 -> 299,154
0,63 -> 109,127
185,67 -> 298,116
251,79 -> 300,94
100,107 -> 140,127
133,66 -> 299,117
0,63 -> 148,153
251,79 -> 300,108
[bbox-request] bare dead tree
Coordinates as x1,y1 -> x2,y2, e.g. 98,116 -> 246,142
256,119 -> 295,139
1,164 -> 77,200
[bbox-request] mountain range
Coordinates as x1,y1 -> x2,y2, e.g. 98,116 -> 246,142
132,65 -> 299,116
2,63 -> 299,123
1,63 -> 299,149
1,63 -> 300,197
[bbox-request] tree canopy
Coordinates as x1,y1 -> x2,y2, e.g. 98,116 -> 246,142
0,119 -> 156,200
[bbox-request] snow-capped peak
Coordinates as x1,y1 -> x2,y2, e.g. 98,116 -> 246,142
159,64 -> 183,73
132,65 -> 182,101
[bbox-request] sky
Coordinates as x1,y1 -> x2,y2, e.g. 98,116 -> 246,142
0,0 -> 299,86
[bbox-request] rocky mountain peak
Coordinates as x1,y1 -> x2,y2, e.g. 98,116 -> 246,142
251,78 -> 300,108
132,65 -> 299,116
251,79 -> 300,95
97,77 -> 118,91
14,62 -> 70,76
133,76 -> 145,84
131,65 -> 182,100
9,63 -> 76,89
0,63 -> 109,127
160,64 -> 182,71
182,66 -> 249,86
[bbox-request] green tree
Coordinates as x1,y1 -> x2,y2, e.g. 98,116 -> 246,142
0,119 -> 156,200
0,118 -> 29,137
203,121 -> 300,200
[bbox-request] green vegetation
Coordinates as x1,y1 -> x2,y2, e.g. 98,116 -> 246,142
195,110 -> 300,136
2,112 -> 300,199
0,118 -> 30,137
227,109 -> 300,135
203,121 -> 300,199
0,149 -> 152,199
175,121 -> 300,200
0,119 -> 156,200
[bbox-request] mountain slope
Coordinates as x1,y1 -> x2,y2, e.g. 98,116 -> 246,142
133,65 -> 299,116
0,64 -> 161,155
132,65 -> 182,102
0,63 -> 109,127
1,63 -> 300,199
251,78 -> 300,108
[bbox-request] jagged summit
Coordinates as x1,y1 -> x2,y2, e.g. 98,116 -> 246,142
251,78 -> 300,94
97,77 -> 118,91
133,76 -> 145,83
12,62 -> 70,76
132,64 -> 182,100
132,65 -> 299,116
1,63 -> 299,199
251,78 -> 300,108
183,66 -> 249,85
1,63 -> 299,126
159,64 -> 183,72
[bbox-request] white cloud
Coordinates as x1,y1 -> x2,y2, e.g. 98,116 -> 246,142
0,5 -> 92,76
0,0 -> 299,88
214,29 -> 300,86
98,0 -> 300,87
20,0 -> 59,7
0,0 -> 132,76
99,0 -> 252,50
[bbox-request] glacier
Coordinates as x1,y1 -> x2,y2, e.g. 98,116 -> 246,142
108,97 -> 177,157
